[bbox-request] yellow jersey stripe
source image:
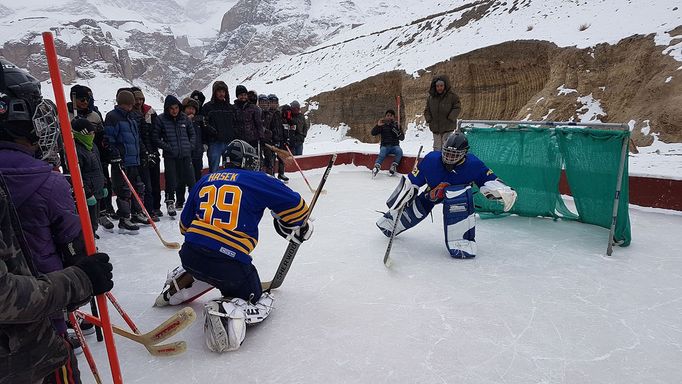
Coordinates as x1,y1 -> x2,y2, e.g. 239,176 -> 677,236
186,227 -> 251,255
190,221 -> 257,251
276,198 -> 305,218
282,206 -> 309,223
281,204 -> 309,223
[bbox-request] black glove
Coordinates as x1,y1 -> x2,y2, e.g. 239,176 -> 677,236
110,156 -> 122,166
273,218 -> 314,244
74,253 -> 114,296
149,152 -> 160,165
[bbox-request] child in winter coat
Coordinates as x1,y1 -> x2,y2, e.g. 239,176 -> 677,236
72,118 -> 107,237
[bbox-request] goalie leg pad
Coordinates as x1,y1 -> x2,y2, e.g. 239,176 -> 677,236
442,185 -> 476,258
204,299 -> 246,352
155,265 -> 214,306
386,175 -> 418,210
376,194 -> 432,237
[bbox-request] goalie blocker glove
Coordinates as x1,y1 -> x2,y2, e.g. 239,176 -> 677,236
386,175 -> 419,210
479,179 -> 517,212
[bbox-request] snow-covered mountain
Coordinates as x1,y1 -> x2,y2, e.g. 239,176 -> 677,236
0,0 -> 680,143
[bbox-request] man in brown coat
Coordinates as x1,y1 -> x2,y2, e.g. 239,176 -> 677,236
424,75 -> 461,150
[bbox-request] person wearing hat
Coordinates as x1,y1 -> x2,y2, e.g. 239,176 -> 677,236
67,85 -> 115,231
200,81 -> 237,172
288,100 -> 309,156
104,89 -> 145,233
178,96 -> 205,203
424,75 -> 461,151
130,87 -> 161,221
257,94 -> 275,174
153,95 -> 196,215
267,94 -> 288,181
71,118 -> 107,236
233,85 -> 264,153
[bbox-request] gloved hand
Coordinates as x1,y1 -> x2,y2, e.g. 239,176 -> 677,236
86,195 -> 97,206
100,188 -> 109,198
110,156 -> 122,166
273,218 -> 314,244
427,182 -> 450,203
74,253 -> 114,296
149,152 -> 160,165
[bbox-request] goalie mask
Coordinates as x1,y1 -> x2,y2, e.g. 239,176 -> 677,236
0,59 -> 61,166
441,132 -> 469,171
223,139 -> 259,171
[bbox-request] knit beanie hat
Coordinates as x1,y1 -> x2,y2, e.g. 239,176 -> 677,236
116,90 -> 135,106
133,90 -> 145,100
235,85 -> 248,96
290,100 -> 301,109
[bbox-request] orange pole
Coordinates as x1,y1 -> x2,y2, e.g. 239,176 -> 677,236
42,31 -> 123,383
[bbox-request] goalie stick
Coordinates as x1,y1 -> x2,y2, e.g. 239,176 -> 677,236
118,164 -> 181,249
76,307 -> 196,356
383,146 -> 423,267
262,153 -> 336,291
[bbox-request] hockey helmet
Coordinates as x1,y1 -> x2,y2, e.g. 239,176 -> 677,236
441,132 -> 469,171
0,58 -> 43,138
223,139 -> 259,171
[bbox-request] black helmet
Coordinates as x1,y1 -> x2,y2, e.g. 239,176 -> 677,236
0,58 -> 43,139
223,139 -> 259,171
441,132 -> 469,171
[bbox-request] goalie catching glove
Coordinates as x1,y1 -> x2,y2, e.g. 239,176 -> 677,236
273,218 -> 314,244
479,179 -> 517,212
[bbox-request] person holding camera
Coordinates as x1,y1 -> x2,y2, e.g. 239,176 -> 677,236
371,109 -> 405,177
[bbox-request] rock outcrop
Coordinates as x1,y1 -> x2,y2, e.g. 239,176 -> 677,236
308,35 -> 682,146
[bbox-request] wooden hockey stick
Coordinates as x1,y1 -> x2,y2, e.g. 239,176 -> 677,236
285,144 -> 326,195
76,307 -> 195,356
264,143 -> 294,166
383,145 -> 423,267
118,164 -> 181,249
262,154 -> 336,291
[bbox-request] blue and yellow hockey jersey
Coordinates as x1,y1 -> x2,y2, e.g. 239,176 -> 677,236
409,151 -> 498,189
180,169 -> 308,264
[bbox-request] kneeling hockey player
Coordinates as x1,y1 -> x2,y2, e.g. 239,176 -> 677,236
155,139 -> 313,351
377,132 -> 517,258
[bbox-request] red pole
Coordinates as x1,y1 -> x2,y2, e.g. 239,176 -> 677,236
42,31 -> 124,383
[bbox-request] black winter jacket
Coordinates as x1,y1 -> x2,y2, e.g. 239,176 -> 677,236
234,100 -> 263,144
153,96 -> 196,159
371,120 -> 404,147
75,143 -> 105,199
201,98 -> 237,143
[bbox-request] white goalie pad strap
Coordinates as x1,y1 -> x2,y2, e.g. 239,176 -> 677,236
228,292 -> 275,325
169,278 -> 213,305
386,176 -> 418,210
480,179 -> 517,212
204,300 -> 246,353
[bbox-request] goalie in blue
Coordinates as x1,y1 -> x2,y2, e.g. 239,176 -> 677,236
376,132 -> 517,258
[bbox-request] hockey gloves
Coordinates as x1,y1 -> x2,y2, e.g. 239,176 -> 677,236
427,182 -> 450,203
274,218 -> 314,244
480,179 -> 517,212
74,253 -> 114,296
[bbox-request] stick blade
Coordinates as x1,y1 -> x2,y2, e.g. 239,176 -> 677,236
148,307 -> 197,344
163,241 -> 181,249
147,341 -> 187,356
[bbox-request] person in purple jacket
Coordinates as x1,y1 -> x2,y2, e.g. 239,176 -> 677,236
0,58 -> 90,383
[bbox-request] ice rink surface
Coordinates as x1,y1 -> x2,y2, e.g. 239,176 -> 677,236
86,165 -> 682,384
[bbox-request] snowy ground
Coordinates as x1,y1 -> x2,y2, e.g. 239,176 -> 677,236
83,165 -> 682,384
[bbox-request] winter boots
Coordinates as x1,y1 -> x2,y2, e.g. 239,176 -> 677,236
372,164 -> 380,178
166,200 -> 177,217
389,162 -> 398,176
118,217 -> 139,234
278,173 -> 289,183
98,215 -> 114,232
131,212 -> 149,225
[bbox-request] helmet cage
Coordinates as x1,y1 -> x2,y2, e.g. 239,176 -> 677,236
33,99 -> 62,167
441,146 -> 467,165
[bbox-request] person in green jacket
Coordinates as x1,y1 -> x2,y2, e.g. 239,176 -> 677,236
424,75 -> 461,151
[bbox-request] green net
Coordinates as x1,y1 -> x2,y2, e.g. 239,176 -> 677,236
464,125 -> 631,247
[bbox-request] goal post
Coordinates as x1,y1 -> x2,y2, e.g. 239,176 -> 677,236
457,120 -> 631,255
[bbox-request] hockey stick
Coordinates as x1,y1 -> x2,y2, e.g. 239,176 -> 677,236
264,143 -> 294,166
69,312 -> 103,384
117,164 -> 181,249
262,153 -> 336,291
383,146 -> 423,267
285,144 -> 326,195
76,307 -> 195,356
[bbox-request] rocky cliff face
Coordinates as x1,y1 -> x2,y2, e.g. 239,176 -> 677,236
0,19 -> 200,96
308,34 -> 682,146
